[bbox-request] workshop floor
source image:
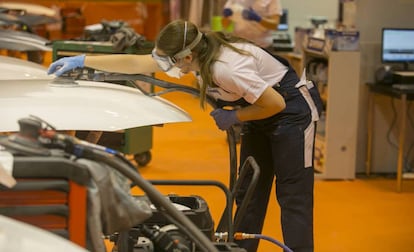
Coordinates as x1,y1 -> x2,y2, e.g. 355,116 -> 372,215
125,89 -> 414,252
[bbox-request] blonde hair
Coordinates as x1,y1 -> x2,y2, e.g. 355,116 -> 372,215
156,20 -> 251,108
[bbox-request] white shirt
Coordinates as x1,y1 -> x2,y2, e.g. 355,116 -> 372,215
224,0 -> 282,48
208,43 -> 288,104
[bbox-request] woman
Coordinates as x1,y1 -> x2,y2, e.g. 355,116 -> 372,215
221,0 -> 283,49
48,19 -> 321,252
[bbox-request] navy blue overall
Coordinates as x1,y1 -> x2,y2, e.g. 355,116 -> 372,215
222,53 -> 321,252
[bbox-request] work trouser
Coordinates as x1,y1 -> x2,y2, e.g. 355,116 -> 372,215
234,80 -> 318,252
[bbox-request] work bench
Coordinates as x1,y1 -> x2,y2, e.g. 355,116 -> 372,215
366,83 -> 414,192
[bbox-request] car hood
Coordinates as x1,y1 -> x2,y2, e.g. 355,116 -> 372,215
0,55 -> 53,80
0,78 -> 191,132
0,56 -> 191,132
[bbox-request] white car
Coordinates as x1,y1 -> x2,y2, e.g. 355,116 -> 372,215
0,55 -> 191,132
0,215 -> 88,252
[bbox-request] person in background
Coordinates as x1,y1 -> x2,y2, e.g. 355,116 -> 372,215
221,0 -> 283,49
47,19 -> 321,252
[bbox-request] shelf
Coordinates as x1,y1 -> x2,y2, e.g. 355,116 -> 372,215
304,51 -> 361,179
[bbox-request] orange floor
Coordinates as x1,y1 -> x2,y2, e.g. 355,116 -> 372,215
122,90 -> 414,252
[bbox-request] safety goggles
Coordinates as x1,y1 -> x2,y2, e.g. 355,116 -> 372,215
152,21 -> 203,72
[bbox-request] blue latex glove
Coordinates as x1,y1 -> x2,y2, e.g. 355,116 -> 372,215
47,54 -> 86,77
222,8 -> 233,17
210,108 -> 240,131
242,7 -> 262,22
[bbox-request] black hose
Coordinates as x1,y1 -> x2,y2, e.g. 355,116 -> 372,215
91,72 -> 239,192
79,147 -> 219,252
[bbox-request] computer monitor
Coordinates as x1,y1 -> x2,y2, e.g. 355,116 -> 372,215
381,28 -> 414,71
277,9 -> 288,31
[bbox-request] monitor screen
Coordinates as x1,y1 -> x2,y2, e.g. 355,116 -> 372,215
381,28 -> 414,68
277,9 -> 288,31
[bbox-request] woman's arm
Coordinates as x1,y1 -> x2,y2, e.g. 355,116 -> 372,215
84,54 -> 161,74
48,53 -> 162,76
236,86 -> 285,121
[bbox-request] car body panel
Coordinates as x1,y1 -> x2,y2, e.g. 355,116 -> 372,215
0,55 -> 52,80
0,30 -> 52,51
0,56 -> 191,132
0,215 -> 88,252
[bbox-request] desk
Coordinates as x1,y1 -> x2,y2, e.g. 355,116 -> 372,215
366,83 -> 414,192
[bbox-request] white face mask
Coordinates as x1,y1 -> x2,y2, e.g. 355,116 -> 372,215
152,48 -> 175,72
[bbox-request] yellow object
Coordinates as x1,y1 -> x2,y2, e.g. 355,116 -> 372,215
211,15 -> 234,32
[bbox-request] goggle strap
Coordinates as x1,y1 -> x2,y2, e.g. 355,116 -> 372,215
173,30 -> 203,60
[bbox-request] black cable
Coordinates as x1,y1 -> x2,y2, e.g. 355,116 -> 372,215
405,102 -> 414,171
6,116 -> 222,251
60,70 -> 246,243
386,97 -> 399,150
111,73 -> 240,190
386,98 -> 413,173
63,70 -> 239,192
78,147 -> 219,252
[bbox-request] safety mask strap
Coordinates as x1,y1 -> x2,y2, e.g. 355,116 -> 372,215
173,23 -> 203,61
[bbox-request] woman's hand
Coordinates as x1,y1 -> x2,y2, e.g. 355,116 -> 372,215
47,54 -> 85,76
210,108 -> 240,131
222,8 -> 233,17
242,7 -> 262,22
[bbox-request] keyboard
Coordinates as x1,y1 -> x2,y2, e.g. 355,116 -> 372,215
394,71 -> 414,77
391,84 -> 414,90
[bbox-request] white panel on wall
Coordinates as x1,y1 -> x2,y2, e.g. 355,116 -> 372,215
280,0 -> 339,37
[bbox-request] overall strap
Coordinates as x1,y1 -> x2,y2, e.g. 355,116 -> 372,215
262,48 -> 300,87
